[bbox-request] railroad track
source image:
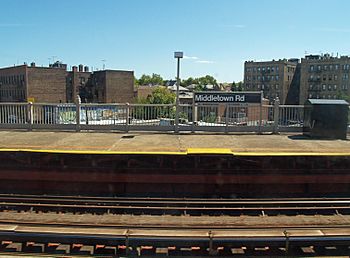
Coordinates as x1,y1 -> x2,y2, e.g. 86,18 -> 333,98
0,222 -> 348,257
0,194 -> 349,216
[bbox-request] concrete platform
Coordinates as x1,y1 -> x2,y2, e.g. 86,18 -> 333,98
0,131 -> 349,155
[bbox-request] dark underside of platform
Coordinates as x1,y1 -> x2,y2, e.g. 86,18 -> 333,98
0,152 -> 349,198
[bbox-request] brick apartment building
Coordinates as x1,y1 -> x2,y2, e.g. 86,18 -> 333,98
299,54 -> 350,104
0,62 -> 134,103
244,59 -> 301,104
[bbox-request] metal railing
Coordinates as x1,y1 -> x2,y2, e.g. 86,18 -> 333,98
0,101 -> 314,133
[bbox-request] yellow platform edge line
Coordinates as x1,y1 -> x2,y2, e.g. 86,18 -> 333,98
0,148 -> 349,156
0,148 -> 186,155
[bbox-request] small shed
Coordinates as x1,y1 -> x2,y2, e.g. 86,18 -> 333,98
303,99 -> 349,139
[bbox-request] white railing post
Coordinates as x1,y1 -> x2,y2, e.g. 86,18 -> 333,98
28,102 -> 33,131
258,91 -> 263,134
225,103 -> 229,133
125,103 -> 130,133
273,98 -> 280,134
75,95 -> 81,132
191,101 -> 196,133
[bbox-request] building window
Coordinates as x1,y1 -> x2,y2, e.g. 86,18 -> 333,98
323,65 -> 328,71
262,67 -> 265,72
275,75 -> 279,80
328,85 -> 332,91
323,75 -> 327,81
322,84 -> 326,90
334,75 -> 338,81
309,84 -> 313,90
317,65 -> 321,71
310,65 -> 314,72
334,84 -> 337,90
309,93 -> 313,98
257,67 -> 260,72
335,64 -> 339,70
328,75 -> 332,81
261,84 -> 265,90
275,84 -> 279,90
257,84 -> 260,89
253,67 -> 257,72
257,75 -> 260,80
276,66 -> 279,72
271,67 -> 274,72
329,64 -> 333,70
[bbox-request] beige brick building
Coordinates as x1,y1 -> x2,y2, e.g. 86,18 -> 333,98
299,54 -> 350,104
0,62 -> 134,103
244,59 -> 300,104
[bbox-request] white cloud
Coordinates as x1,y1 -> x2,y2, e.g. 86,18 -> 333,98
195,60 -> 215,64
183,55 -> 199,60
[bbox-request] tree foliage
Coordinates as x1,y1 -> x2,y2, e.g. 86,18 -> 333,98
136,86 -> 175,104
231,81 -> 243,91
147,87 -> 176,104
182,75 -> 218,90
137,73 -> 164,86
336,89 -> 350,102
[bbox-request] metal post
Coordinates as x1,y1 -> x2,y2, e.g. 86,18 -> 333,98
273,97 -> 280,134
225,103 -> 229,133
258,91 -> 263,134
174,51 -> 183,133
28,102 -> 33,131
125,103 -> 130,133
175,57 -> 180,133
284,230 -> 290,254
125,229 -> 130,256
208,231 -> 215,256
75,95 -> 81,132
191,99 -> 196,133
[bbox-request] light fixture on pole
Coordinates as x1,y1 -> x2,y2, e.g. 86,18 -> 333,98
174,51 -> 183,133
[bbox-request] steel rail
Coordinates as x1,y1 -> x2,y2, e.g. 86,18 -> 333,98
0,194 -> 350,206
0,197 -> 349,215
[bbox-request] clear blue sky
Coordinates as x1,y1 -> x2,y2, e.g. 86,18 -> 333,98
1,0 -> 349,82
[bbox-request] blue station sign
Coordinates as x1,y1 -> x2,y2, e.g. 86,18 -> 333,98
194,92 -> 262,104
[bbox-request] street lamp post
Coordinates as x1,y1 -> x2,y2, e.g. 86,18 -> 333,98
174,51 -> 183,133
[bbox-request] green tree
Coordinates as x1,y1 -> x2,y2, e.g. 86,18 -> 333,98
336,89 -> 350,102
137,73 -> 164,86
134,86 -> 176,119
231,81 -> 243,91
147,86 -> 175,104
198,75 -> 217,87
181,75 -> 218,90
150,73 -> 164,86
182,77 -> 198,87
